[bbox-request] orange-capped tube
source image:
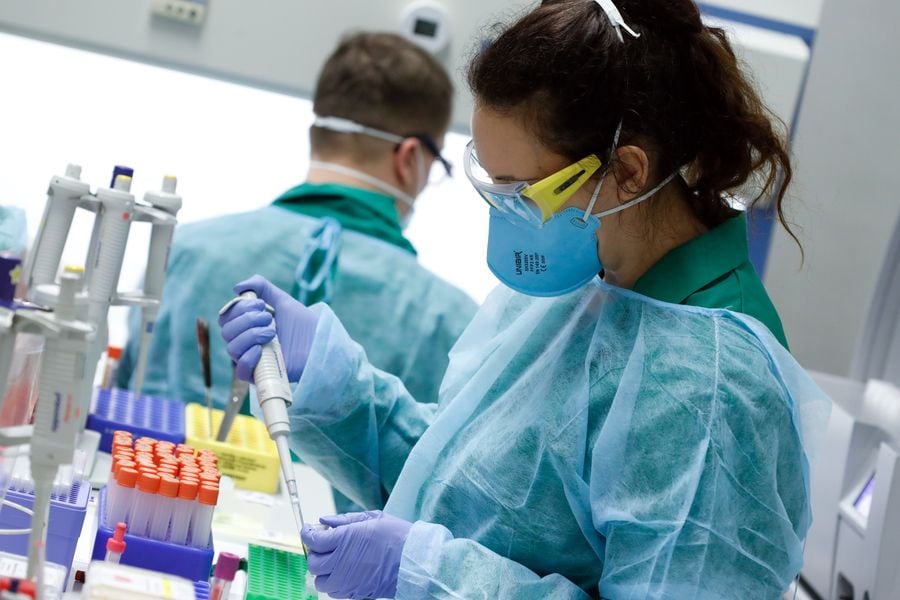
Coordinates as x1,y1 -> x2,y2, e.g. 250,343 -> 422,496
170,479 -> 198,545
131,473 -> 161,537
148,475 -> 180,541
106,467 -> 139,526
189,485 -> 219,548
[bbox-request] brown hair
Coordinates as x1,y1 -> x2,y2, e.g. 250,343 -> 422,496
468,0 -> 797,241
312,32 -> 453,163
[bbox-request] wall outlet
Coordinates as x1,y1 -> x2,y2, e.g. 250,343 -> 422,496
150,0 -> 208,25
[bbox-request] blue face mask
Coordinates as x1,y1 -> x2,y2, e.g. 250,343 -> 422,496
486,172 -> 676,297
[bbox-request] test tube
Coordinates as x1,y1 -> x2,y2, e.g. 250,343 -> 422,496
149,475 -> 179,541
188,484 -> 218,548
131,473 -> 161,537
209,552 -> 240,600
169,480 -> 198,544
107,467 -> 138,525
105,522 -> 127,563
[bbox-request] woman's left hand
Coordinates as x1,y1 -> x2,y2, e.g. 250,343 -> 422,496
301,510 -> 413,599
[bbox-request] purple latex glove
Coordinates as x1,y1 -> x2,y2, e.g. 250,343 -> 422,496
301,511 -> 412,599
217,275 -> 319,382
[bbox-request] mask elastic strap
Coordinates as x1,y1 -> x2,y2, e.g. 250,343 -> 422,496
588,171 -> 678,221
583,121 -> 624,219
312,115 -> 405,145
308,160 -> 416,208
594,0 -> 641,43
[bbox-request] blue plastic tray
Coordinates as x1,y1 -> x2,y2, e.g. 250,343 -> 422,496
194,581 -> 210,599
0,479 -> 90,580
86,388 -> 185,452
92,486 -> 214,582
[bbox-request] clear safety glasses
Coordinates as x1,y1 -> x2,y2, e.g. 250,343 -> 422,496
313,116 -> 453,185
463,140 -> 603,226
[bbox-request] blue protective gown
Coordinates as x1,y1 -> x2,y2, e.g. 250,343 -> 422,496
118,202 -> 476,410
275,280 -> 830,599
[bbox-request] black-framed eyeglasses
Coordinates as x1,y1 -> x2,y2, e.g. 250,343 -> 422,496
406,133 -> 453,179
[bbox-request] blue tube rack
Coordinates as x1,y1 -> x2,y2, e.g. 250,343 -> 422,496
194,581 -> 210,599
86,388 -> 185,452
0,479 -> 90,580
92,486 -> 214,582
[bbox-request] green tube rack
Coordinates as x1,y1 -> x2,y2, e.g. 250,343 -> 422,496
246,544 -> 318,600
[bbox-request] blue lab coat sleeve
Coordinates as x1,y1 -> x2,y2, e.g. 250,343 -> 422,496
274,304 -> 437,509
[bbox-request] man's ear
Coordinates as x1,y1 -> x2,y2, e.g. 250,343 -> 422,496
393,138 -> 421,188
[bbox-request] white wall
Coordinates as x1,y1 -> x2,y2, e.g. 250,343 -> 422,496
0,32 -> 495,346
764,0 -> 900,376
0,0 -> 535,132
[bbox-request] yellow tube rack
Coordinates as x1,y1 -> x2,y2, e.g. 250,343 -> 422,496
184,403 -> 279,494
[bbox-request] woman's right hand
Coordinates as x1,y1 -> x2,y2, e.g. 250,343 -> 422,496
218,275 -> 319,382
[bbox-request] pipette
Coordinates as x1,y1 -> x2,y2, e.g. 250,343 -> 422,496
219,291 -> 307,556
131,176 -> 182,396
216,367 -> 249,442
195,318 -> 213,437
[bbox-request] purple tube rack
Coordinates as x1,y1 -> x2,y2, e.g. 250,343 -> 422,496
0,479 -> 90,579
86,388 -> 185,452
92,486 -> 214,582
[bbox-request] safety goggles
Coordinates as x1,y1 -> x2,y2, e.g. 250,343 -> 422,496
313,115 -> 453,184
463,140 -> 603,226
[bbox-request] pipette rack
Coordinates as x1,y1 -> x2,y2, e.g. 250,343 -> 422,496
0,479 -> 89,580
246,543 -> 317,600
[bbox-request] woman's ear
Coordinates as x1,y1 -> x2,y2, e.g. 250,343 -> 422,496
612,145 -> 650,200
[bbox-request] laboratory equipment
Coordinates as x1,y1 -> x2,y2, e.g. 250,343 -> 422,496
222,289 -> 307,553
104,523 -> 126,564
98,346 -> 121,391
186,403 -> 279,493
187,484 -> 217,548
86,388 -> 186,452
208,552 -> 239,600
20,166 -> 90,294
0,164 -> 185,591
93,486 -> 214,582
246,544 -> 317,600
0,469 -> 90,583
196,318 -> 213,436
168,480 -> 198,545
148,475 -> 178,540
801,377 -> 900,600
0,552 -> 66,600
0,266 -> 96,595
82,562 -> 201,600
128,176 -> 183,397
93,434 -> 220,581
0,334 -> 43,429
129,472 -> 160,538
800,211 -> 900,599
215,368 -> 248,442
106,467 -> 138,525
